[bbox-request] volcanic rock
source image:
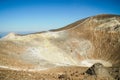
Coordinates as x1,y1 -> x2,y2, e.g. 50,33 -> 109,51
0,14 -> 120,80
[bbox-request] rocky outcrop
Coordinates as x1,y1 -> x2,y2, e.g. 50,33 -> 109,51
0,14 -> 120,71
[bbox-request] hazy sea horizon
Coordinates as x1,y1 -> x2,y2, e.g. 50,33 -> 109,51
0,31 -> 37,38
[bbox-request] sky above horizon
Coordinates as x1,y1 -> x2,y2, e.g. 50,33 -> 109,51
0,0 -> 120,32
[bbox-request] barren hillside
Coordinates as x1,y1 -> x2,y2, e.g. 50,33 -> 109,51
0,14 -> 120,80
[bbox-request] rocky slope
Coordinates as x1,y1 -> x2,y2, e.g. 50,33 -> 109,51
0,14 -> 120,79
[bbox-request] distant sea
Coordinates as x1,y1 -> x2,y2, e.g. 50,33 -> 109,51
0,32 -> 7,38
0,31 -> 36,38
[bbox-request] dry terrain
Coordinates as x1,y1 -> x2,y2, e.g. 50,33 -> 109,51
0,14 -> 120,80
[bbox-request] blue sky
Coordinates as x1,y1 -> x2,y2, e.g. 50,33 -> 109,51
0,0 -> 120,32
